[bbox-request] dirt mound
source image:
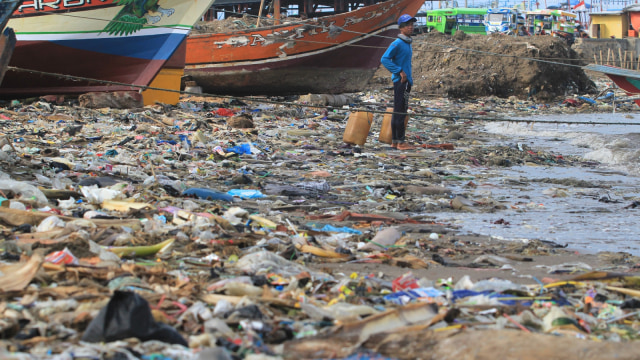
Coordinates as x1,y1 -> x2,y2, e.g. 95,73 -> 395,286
371,32 -> 596,101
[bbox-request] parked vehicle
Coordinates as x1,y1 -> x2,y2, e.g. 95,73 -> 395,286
525,9 -> 577,44
485,8 -> 524,35
424,8 -> 488,35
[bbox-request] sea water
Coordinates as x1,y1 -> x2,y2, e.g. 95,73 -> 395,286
433,113 -> 640,255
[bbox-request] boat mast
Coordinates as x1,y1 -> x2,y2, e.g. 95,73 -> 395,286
256,0 -> 265,26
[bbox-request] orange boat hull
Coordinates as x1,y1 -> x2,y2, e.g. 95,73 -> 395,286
185,0 -> 423,95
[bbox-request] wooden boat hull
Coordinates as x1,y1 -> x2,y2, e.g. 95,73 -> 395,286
0,27 -> 15,85
584,64 -> 640,106
0,0 -> 22,85
185,0 -> 423,96
0,0 -> 19,30
187,27 -> 397,95
0,0 -> 214,97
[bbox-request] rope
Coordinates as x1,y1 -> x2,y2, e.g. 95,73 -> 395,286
54,13 -> 193,32
7,65 -> 639,126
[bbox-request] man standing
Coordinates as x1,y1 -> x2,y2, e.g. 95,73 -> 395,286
381,14 -> 417,150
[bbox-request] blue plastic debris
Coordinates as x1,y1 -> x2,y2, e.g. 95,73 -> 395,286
308,224 -> 362,234
578,96 -> 597,105
182,188 -> 233,202
383,287 -> 445,305
227,189 -> 265,199
226,143 -> 252,155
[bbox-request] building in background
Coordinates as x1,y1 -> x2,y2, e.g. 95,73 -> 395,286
589,10 -> 625,38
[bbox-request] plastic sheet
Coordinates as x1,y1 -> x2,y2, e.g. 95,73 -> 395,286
182,188 -> 234,202
227,189 -> 266,199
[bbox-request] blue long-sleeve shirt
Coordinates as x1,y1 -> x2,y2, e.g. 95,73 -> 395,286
380,38 -> 413,85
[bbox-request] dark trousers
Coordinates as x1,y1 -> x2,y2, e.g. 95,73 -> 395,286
392,81 -> 411,143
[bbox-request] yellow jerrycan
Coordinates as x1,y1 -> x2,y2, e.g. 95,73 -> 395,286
343,111 -> 373,146
379,107 -> 409,144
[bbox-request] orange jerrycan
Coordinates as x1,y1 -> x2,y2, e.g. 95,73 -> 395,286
343,111 -> 373,146
379,108 -> 409,144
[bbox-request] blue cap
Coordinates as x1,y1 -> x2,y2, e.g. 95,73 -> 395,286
398,14 -> 417,26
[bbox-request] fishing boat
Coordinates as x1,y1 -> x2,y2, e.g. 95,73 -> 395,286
584,64 -> 640,106
0,0 -> 17,34
0,0 -> 215,97
0,0 -> 20,84
184,0 -> 424,96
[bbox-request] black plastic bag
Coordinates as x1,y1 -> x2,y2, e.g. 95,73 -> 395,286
81,291 -> 187,346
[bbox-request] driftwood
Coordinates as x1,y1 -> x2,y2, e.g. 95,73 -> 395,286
0,207 -> 141,228
365,328 -> 640,360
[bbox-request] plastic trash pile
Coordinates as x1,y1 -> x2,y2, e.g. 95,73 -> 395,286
0,93 -> 639,360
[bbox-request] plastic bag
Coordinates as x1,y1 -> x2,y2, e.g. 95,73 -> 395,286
226,143 -> 252,155
360,227 -> 402,251
36,215 -> 66,232
80,185 -> 120,204
294,180 -> 330,193
234,251 -> 334,281
182,188 -> 233,202
309,224 -> 362,235
215,108 -> 235,117
223,207 -> 248,225
0,179 -> 48,205
383,287 -> 444,305
45,247 -> 78,265
471,278 -> 528,293
82,291 -> 188,346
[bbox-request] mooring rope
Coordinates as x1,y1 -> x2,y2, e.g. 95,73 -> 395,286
6,66 -> 640,126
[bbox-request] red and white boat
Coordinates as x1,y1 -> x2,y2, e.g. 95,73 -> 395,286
584,64 -> 640,106
185,0 -> 424,96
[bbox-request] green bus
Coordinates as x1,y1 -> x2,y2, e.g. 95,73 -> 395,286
424,8 -> 488,35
